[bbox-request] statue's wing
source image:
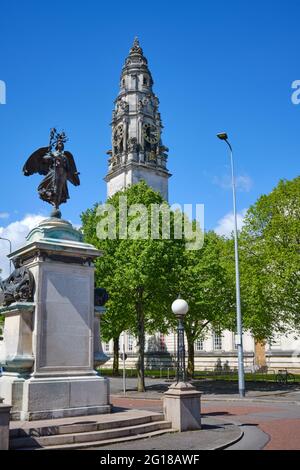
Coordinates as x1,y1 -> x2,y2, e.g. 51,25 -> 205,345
23,147 -> 50,176
65,151 -> 80,186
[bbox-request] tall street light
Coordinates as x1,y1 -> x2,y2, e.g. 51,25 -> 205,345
217,132 -> 245,397
172,297 -> 189,383
0,237 -> 12,274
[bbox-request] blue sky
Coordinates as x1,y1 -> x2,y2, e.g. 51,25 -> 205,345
0,0 -> 299,244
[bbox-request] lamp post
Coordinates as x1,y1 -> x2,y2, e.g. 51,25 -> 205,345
0,237 -> 12,274
217,132 -> 245,397
165,297 -> 201,432
172,298 -> 189,383
122,330 -> 126,396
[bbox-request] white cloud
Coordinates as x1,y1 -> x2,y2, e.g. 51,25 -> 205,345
214,208 -> 248,237
0,214 -> 45,279
213,174 -> 253,192
0,212 -> 9,219
236,175 -> 253,192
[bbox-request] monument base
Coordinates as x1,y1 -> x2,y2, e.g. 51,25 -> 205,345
0,373 -> 27,420
163,382 -> 202,432
1,375 -> 110,421
0,403 -> 12,450
0,217 -> 111,421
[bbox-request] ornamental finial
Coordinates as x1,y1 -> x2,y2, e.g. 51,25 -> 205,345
130,36 -> 143,55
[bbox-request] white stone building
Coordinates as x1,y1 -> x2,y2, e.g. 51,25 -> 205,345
102,39 -> 300,374
102,329 -> 300,373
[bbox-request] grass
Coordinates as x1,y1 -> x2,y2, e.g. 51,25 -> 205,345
97,368 -> 300,383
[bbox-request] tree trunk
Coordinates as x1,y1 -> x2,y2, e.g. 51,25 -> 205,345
112,336 -> 119,376
187,336 -> 195,378
136,299 -> 145,392
254,339 -> 266,370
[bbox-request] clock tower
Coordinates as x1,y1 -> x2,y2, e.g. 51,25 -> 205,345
105,38 -> 171,200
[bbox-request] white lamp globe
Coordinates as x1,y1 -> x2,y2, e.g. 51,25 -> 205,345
171,298 -> 189,318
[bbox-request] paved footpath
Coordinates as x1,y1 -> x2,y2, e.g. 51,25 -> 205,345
107,375 -> 300,450
110,396 -> 300,450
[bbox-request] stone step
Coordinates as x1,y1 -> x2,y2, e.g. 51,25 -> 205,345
16,427 -> 177,450
10,420 -> 173,449
10,411 -> 164,439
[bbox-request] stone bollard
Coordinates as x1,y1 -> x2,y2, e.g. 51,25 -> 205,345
163,382 -> 202,432
0,402 -> 12,450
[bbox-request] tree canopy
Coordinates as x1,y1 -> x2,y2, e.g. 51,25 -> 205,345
239,176 -> 300,340
81,181 -> 184,390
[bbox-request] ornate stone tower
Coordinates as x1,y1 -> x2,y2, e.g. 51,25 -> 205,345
105,38 -> 171,200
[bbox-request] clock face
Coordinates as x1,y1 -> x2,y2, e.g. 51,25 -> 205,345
143,122 -> 160,144
113,124 -> 124,145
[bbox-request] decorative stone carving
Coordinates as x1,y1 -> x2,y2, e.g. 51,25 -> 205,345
120,100 -> 129,112
148,150 -> 157,164
138,99 -> 143,112
128,137 -> 138,153
0,267 -> 35,307
116,98 -> 129,115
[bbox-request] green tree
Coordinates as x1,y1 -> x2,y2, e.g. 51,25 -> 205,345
81,181 -> 184,391
178,231 -> 235,377
240,176 -> 300,339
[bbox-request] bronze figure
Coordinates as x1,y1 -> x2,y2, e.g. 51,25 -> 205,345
0,266 -> 35,306
23,129 -> 80,218
94,288 -> 109,307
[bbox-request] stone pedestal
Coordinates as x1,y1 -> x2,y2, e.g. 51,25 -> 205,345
0,217 -> 110,420
0,403 -> 11,450
0,303 -> 34,372
163,382 -> 202,432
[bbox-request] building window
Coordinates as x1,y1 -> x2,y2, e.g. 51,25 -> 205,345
159,333 -> 166,351
195,338 -> 204,351
104,342 -> 110,353
233,334 -> 239,350
128,334 -> 134,352
213,332 -> 222,350
143,76 -> 147,85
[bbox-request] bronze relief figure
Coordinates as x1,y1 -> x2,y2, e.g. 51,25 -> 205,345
23,129 -> 80,218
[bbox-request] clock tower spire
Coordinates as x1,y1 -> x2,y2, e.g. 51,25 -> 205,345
105,37 -> 171,200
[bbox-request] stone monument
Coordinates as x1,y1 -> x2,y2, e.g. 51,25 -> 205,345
0,130 -> 110,420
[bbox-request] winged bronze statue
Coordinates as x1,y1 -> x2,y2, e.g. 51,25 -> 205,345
23,129 -> 80,218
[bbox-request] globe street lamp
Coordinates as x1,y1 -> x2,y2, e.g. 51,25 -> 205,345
0,237 -> 12,274
172,298 -> 189,383
165,297 -> 201,432
217,132 -> 245,397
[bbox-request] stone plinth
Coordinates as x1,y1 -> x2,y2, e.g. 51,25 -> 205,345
0,217 -> 110,420
0,303 -> 34,373
163,382 -> 202,432
0,403 -> 12,450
